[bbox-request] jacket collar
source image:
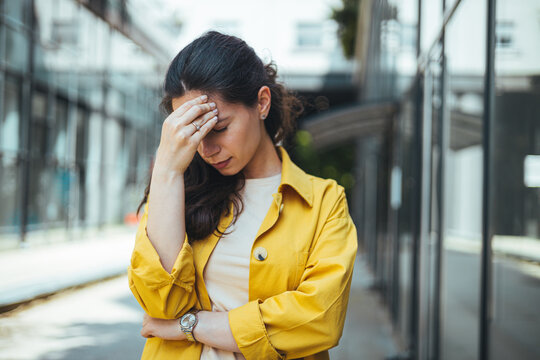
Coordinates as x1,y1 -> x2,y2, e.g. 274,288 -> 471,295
275,145 -> 313,207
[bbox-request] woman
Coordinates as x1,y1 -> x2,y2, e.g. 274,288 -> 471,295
128,31 -> 358,360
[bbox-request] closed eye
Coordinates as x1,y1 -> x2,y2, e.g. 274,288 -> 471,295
213,126 -> 227,133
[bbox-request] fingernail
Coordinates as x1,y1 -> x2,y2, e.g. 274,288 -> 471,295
200,95 -> 208,101
209,102 -> 216,108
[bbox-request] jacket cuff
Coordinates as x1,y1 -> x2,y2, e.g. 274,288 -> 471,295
129,205 -> 195,291
228,299 -> 284,360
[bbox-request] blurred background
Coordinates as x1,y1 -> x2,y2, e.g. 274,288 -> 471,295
0,0 -> 539,359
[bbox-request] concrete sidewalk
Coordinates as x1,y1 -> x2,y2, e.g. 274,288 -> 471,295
330,253 -> 401,360
0,226 -> 136,310
0,255 -> 402,359
0,226 -> 402,358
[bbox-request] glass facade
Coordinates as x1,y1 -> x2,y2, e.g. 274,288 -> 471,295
489,0 -> 540,358
0,0 -> 165,247
353,0 -> 540,359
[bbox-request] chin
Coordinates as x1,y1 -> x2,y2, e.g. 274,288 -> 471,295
214,164 -> 236,176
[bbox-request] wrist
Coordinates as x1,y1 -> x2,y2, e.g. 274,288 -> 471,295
177,325 -> 187,341
154,146 -> 189,177
152,162 -> 185,183
192,310 -> 207,342
180,309 -> 201,342
169,318 -> 187,341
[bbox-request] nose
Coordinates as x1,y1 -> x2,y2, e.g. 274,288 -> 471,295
198,137 -> 220,159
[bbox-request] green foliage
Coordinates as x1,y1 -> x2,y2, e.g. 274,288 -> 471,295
330,0 -> 360,60
291,130 -> 356,199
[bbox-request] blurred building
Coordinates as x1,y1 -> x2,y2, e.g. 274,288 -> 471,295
2,0 -> 539,359
0,0 -> 175,248
0,0 -> 359,251
303,0 -> 540,359
167,0 -> 357,108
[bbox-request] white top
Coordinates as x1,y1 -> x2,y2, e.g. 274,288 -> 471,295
200,172 -> 282,360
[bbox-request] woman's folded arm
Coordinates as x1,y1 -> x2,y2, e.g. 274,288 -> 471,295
228,189 -> 358,359
128,201 -> 198,319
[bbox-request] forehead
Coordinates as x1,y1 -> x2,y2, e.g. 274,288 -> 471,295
171,91 -> 226,112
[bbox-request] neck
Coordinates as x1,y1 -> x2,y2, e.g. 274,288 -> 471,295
242,136 -> 282,179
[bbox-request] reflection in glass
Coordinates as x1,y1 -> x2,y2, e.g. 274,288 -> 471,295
1,79 -> 20,152
1,1 -> 164,242
441,1 -> 486,359
84,112 -> 102,227
4,0 -> 27,24
0,79 -> 22,230
102,119 -> 124,223
489,0 -> 540,359
420,0 -> 442,52
5,27 -> 29,72
52,98 -> 68,163
396,99 -> 416,350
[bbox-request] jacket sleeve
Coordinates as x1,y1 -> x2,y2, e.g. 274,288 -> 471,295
227,188 -> 358,359
127,201 -> 198,319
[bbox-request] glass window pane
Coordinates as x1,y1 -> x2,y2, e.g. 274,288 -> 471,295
51,98 -> 68,162
441,0 -> 486,359
27,162 -> 69,226
5,27 -> 29,72
102,119 -> 123,223
77,9 -> 108,109
4,0 -> 27,24
1,78 -> 21,152
84,112 -> 102,226
0,153 -> 22,230
30,90 -> 48,158
420,0 -> 443,52
296,23 -> 323,48
489,0 -> 540,359
395,97 -> 417,349
75,107 -> 88,163
33,0 -> 57,87
33,0 -> 79,93
27,159 -> 47,226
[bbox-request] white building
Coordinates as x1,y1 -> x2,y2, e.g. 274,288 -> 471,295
162,0 -> 355,93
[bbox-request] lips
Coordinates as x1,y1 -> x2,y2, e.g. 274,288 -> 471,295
212,157 -> 232,169
213,158 -> 230,165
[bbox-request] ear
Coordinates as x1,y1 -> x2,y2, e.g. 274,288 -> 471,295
257,86 -> 271,120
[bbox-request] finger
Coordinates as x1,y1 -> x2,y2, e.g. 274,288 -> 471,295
172,94 -> 208,119
191,115 -> 219,143
177,102 -> 217,127
184,108 -> 219,137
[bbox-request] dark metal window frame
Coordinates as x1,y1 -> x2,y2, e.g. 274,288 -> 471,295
408,0 -> 496,359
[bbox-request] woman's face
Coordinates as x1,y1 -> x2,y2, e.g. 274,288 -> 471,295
171,90 -> 265,176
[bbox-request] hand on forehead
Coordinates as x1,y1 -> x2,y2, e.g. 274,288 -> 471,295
172,91 -> 223,112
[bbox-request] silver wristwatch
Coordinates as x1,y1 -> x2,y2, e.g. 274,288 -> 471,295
179,309 -> 200,342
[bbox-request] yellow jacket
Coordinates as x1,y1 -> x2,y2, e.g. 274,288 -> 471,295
128,145 -> 358,360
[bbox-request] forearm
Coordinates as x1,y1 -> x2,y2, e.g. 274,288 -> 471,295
142,311 -> 240,353
146,160 -> 186,273
193,311 -> 240,353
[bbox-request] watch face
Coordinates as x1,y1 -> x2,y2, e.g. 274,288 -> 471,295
181,313 -> 196,327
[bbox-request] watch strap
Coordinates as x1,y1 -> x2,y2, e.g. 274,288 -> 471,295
185,329 -> 196,342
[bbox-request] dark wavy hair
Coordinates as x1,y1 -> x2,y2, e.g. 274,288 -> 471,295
136,30 -> 304,243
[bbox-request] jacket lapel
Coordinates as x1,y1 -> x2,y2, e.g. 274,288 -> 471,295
192,200 -> 235,310
191,145 -> 313,310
